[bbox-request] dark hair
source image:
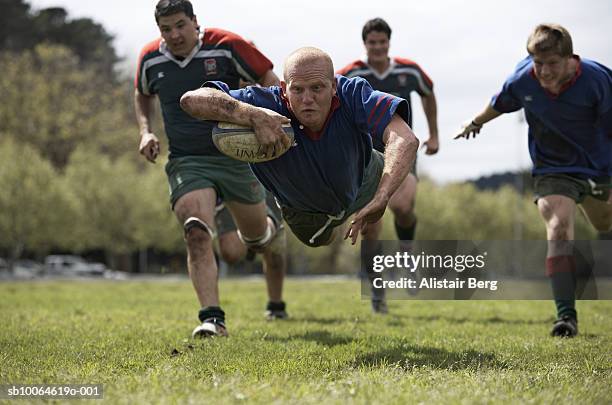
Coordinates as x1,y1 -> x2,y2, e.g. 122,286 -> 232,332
155,0 -> 194,23
362,18 -> 392,42
527,23 -> 573,57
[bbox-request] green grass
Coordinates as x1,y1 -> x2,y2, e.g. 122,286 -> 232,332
1,278 -> 611,404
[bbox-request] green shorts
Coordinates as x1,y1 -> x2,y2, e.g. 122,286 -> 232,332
215,191 -> 283,236
165,155 -> 265,208
533,173 -> 610,204
281,150 -> 385,247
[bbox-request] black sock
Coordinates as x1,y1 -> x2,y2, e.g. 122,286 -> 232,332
198,306 -> 226,325
546,256 -> 577,320
395,218 -> 417,241
266,301 -> 286,311
361,240 -> 384,299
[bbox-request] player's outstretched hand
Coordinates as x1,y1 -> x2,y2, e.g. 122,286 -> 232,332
344,195 -> 387,245
139,132 -> 160,163
454,120 -> 483,140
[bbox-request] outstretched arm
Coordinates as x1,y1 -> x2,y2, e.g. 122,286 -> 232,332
420,92 -> 439,154
454,103 -> 503,140
180,87 -> 291,154
345,114 -> 419,244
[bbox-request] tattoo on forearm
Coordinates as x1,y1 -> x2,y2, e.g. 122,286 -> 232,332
193,96 -> 237,120
216,97 -> 238,116
183,91 -> 238,120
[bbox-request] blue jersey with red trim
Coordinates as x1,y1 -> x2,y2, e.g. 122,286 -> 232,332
492,56 -> 612,177
205,75 -> 409,214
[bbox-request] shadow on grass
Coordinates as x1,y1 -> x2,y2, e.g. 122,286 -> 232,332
388,314 -> 549,326
264,330 -> 356,347
353,344 -> 507,370
262,330 -> 507,370
283,316 -> 350,325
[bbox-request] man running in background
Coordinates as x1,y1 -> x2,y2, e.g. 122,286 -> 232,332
455,23 -> 611,337
134,0 -> 287,338
338,18 -> 440,313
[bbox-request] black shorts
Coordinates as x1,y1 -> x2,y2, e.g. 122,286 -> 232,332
533,174 -> 610,204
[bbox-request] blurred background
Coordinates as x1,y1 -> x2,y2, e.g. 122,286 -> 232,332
0,0 -> 610,278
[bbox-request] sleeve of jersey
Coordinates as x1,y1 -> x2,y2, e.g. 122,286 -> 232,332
490,77 -> 522,113
228,37 -> 274,83
413,64 -> 434,96
343,77 -> 409,143
595,65 -> 612,138
135,46 -> 152,96
336,62 -> 360,77
201,81 -> 283,113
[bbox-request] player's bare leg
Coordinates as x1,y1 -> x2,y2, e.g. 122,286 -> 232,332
538,195 -> 579,337
226,200 -> 288,319
580,196 -> 612,233
361,219 -> 386,313
218,231 -> 247,265
388,173 -> 418,246
174,188 -> 228,337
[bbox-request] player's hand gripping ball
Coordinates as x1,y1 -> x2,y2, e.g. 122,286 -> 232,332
212,122 -> 295,163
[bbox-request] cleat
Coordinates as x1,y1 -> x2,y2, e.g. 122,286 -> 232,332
371,298 -> 388,314
370,282 -> 387,314
550,315 -> 578,338
264,301 -> 288,320
192,318 -> 228,338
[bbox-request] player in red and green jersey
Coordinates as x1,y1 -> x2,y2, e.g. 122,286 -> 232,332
338,18 -> 440,313
134,0 -> 287,338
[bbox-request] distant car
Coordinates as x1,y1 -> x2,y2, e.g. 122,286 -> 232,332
13,260 -> 44,278
44,255 -> 106,276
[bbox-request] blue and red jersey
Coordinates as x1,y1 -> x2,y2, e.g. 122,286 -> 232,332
135,28 -> 273,158
205,75 -> 409,215
492,55 -> 612,178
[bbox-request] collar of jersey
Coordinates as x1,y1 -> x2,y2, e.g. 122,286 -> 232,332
361,56 -> 395,81
159,33 -> 204,68
529,55 -> 582,99
280,90 -> 341,141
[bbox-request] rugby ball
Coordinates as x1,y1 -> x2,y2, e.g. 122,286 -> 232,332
212,122 -> 295,163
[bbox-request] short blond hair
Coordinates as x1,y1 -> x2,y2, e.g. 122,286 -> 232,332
527,23 -> 573,57
283,47 -> 334,82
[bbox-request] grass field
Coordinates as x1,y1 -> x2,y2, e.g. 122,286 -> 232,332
1,278 -> 611,404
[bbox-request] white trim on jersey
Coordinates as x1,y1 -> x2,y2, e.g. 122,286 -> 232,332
194,49 -> 257,83
347,58 -> 432,96
391,66 -> 432,96
139,36 -> 204,95
140,55 -> 168,95
139,34 -> 258,94
159,38 -> 202,68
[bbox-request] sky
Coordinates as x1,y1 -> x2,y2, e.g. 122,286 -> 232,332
29,0 -> 612,183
